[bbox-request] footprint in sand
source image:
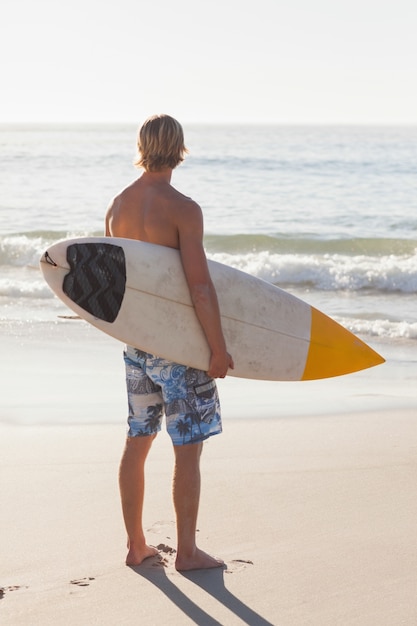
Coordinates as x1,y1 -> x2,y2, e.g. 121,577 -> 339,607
225,559 -> 254,574
0,585 -> 28,599
146,520 -> 175,539
151,543 -> 177,568
142,523 -> 178,568
70,577 -> 95,587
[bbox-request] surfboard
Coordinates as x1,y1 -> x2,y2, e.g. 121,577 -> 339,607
39,237 -> 384,381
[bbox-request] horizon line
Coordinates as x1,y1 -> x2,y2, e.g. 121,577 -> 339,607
1,120 -> 417,127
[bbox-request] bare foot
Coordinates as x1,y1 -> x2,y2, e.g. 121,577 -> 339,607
175,547 -> 224,571
126,542 -> 159,566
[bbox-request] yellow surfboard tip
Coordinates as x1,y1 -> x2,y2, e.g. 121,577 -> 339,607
302,307 -> 385,381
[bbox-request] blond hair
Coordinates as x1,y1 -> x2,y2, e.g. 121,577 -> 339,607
134,114 -> 188,172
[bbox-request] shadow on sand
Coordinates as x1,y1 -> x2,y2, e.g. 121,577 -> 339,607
130,557 -> 274,626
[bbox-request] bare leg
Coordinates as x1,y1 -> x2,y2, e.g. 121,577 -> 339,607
173,442 -> 224,571
119,435 -> 159,566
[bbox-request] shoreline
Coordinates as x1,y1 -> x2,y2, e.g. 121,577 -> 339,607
2,317 -> 416,427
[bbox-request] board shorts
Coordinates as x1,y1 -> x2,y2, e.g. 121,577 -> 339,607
123,345 -> 222,446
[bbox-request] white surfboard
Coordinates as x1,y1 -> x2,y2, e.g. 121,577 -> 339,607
40,237 -> 384,381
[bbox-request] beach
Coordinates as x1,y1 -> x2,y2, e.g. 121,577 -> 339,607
1,321 -> 417,625
1,123 -> 417,623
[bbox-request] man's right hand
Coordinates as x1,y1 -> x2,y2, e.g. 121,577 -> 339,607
207,351 -> 234,379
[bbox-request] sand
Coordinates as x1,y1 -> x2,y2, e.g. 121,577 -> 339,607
1,322 -> 417,624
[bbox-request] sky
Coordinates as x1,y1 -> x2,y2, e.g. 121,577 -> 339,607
1,0 -> 416,125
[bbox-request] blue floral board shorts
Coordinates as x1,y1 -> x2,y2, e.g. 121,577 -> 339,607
123,345 -> 222,446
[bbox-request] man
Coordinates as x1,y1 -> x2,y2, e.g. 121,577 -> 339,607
105,114 -> 234,571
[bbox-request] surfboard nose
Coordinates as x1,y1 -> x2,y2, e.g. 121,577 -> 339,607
302,307 -> 385,380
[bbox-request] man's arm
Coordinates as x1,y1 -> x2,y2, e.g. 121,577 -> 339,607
177,202 -> 234,378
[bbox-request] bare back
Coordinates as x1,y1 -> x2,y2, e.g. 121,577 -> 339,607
105,172 -> 199,250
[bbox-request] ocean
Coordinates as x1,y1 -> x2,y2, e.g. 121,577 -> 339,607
1,122 -> 417,425
1,123 -> 416,341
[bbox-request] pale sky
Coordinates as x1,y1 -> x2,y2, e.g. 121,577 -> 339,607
1,0 -> 416,124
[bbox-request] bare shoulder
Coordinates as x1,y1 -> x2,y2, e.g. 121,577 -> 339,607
112,180 -> 139,206
105,183 -> 139,236
105,192 -> 122,228
170,188 -> 202,223
106,181 -> 140,217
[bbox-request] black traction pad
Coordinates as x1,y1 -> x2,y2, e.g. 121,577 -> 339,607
63,242 -> 126,323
